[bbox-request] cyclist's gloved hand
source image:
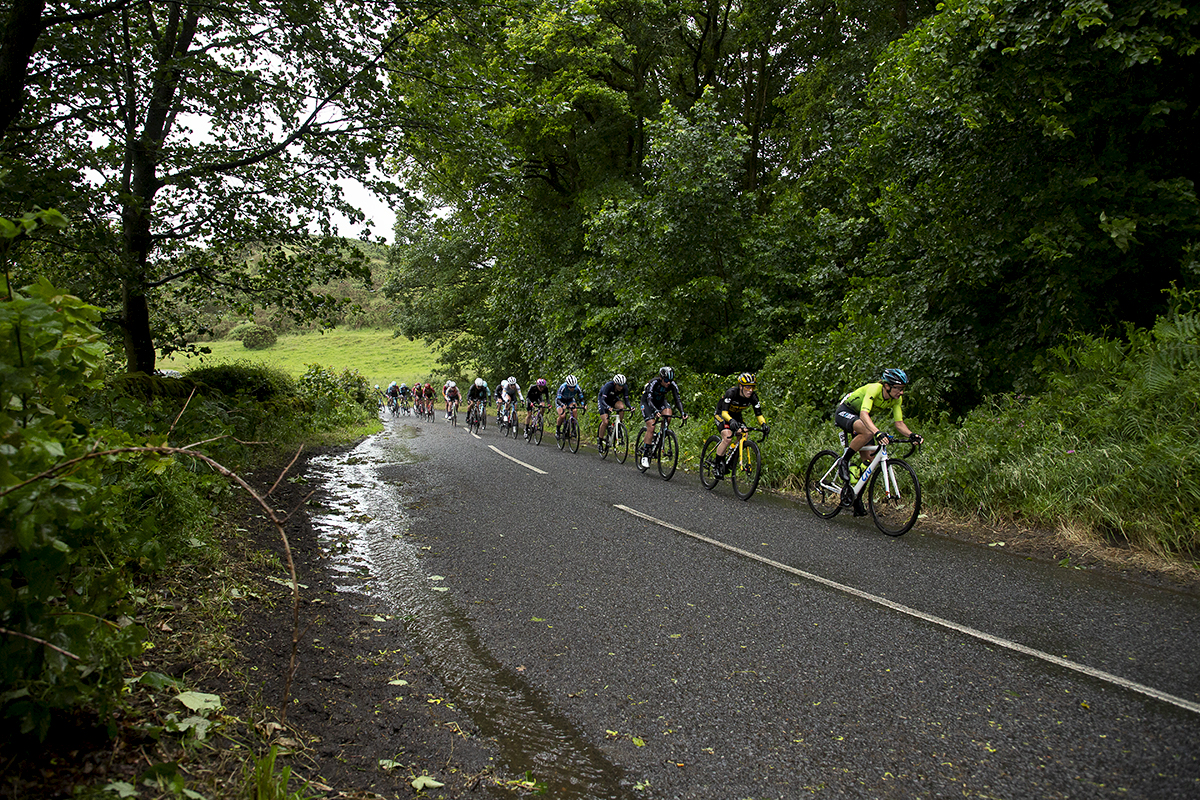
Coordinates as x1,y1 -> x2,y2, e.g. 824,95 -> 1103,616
874,430 -> 891,445
761,424 -> 770,436
910,433 -> 923,445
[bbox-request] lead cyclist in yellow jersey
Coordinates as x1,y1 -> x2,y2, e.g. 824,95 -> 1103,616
833,368 -> 923,485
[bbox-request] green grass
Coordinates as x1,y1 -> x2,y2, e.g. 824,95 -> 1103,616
161,328 -> 441,389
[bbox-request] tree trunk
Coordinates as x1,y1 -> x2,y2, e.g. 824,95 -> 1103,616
121,280 -> 156,373
0,0 -> 46,139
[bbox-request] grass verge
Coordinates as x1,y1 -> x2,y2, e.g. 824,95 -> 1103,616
161,328 -> 441,389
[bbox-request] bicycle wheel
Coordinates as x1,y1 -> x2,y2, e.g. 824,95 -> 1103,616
699,435 -> 721,490
597,420 -> 610,460
568,417 -> 581,453
731,438 -> 762,500
481,407 -> 487,429
614,419 -> 629,464
804,450 -> 843,519
658,429 -> 678,480
533,417 -> 544,446
635,427 -> 648,472
556,417 -> 567,450
868,458 -> 921,536
452,406 -> 458,427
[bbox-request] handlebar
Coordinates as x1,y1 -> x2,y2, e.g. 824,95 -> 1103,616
738,424 -> 769,443
863,434 -> 922,459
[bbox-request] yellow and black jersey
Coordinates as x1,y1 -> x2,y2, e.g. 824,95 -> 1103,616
715,386 -> 764,423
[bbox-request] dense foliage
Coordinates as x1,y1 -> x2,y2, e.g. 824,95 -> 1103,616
0,275 -> 375,740
381,0 -> 1197,418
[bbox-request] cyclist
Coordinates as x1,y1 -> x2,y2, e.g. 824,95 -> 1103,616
525,378 -> 552,436
596,373 -> 629,454
398,382 -> 412,409
712,372 -> 770,476
555,375 -> 587,439
422,382 -> 436,414
443,380 -> 461,419
385,381 -> 401,408
834,368 -> 923,515
639,366 -> 688,469
466,378 -> 488,425
501,376 -> 523,428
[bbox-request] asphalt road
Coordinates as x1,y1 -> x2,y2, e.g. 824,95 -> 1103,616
331,412 -> 1200,799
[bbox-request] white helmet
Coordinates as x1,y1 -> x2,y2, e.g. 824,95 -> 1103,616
507,376 -> 516,384
475,378 -> 484,387
613,373 -> 626,385
448,381 -> 456,388
565,375 -> 578,388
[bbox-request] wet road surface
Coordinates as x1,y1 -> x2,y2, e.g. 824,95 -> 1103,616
308,414 -> 1200,798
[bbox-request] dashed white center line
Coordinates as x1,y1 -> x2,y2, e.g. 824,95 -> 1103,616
489,445 -> 547,474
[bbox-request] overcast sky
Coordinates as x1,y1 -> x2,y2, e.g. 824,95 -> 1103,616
336,177 -> 397,243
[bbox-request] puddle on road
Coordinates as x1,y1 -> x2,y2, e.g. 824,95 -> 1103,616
308,431 -> 627,799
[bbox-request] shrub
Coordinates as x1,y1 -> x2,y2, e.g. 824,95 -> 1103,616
1,277 -> 148,739
238,324 -> 277,350
186,361 -> 294,402
295,364 -> 377,429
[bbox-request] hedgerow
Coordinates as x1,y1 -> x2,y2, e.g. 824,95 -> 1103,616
1,276 -> 376,742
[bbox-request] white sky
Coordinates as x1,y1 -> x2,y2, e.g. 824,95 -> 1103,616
336,177 -> 397,244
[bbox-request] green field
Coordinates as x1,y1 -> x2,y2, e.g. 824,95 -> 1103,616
160,328 -> 441,389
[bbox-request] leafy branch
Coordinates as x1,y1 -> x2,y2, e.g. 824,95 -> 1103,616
0,440 -> 311,724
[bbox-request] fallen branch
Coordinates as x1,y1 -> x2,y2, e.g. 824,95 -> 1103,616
1,443 -> 306,723
0,627 -> 82,661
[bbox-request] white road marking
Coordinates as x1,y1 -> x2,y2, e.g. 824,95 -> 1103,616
489,445 -> 547,475
614,504 -> 1200,716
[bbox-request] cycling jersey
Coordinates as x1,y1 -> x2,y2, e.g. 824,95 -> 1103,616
598,381 -> 629,412
715,386 -> 765,425
840,382 -> 903,422
467,385 -> 488,402
641,377 -> 683,414
527,384 -> 551,405
398,386 -> 412,397
385,384 -> 400,398
556,383 -> 585,406
504,382 -> 523,401
445,387 -> 461,401
423,385 -> 435,397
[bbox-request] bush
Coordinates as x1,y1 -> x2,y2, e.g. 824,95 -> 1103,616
296,364 -> 377,429
232,324 -> 277,350
186,361 -> 294,402
1,277 -> 147,739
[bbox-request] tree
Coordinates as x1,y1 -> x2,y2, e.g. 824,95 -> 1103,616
5,0 -> 432,372
843,0 -> 1200,406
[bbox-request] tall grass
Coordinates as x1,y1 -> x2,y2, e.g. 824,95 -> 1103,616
731,293 -> 1200,559
161,327 -> 440,389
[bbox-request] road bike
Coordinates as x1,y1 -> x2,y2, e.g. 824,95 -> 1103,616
446,399 -> 459,427
466,400 -> 483,434
498,399 -> 518,438
524,403 -> 547,446
386,395 -> 399,417
400,396 -> 412,416
636,413 -> 686,480
804,435 -> 922,536
555,403 -> 584,453
597,407 -> 629,464
699,425 -> 769,500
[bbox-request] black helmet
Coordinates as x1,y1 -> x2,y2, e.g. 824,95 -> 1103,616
659,366 -> 675,382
